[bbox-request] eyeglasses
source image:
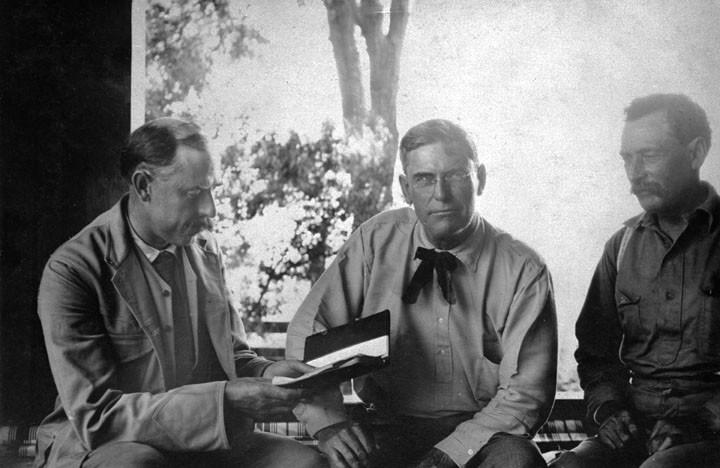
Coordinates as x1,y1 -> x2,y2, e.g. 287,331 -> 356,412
410,170 -> 473,190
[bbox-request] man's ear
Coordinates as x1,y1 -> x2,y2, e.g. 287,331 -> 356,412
131,169 -> 153,202
475,163 -> 486,196
399,173 -> 412,205
687,136 -> 709,171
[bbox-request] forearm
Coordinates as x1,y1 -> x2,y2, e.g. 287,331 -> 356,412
70,381 -> 231,451
292,386 -> 349,436
575,240 -> 630,421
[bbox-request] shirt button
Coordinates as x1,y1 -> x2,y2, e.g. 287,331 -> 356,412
468,449 -> 474,455
162,290 -> 171,297
439,349 -> 446,354
438,317 -> 444,323
665,290 -> 675,300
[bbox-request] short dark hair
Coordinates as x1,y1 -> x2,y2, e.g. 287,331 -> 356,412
624,93 -> 711,148
399,119 -> 478,171
120,118 -> 208,181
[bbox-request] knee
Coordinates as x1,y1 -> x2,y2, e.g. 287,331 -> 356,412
83,442 -> 168,468
546,450 -> 584,468
290,446 -> 328,468
472,433 -> 544,468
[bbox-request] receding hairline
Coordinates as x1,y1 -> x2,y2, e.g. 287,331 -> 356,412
399,119 -> 479,172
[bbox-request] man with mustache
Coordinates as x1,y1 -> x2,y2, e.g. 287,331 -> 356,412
550,94 -> 720,468
35,118 -> 327,468
287,119 -> 557,468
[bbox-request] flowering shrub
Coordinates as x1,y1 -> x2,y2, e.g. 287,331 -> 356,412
214,122 -> 390,331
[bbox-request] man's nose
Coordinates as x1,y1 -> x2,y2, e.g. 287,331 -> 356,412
199,190 -> 216,218
626,155 -> 645,181
432,177 -> 451,200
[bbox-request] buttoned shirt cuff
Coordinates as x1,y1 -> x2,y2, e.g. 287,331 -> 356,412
591,400 -> 626,425
292,400 -> 348,437
434,431 -> 488,467
241,357 -> 274,378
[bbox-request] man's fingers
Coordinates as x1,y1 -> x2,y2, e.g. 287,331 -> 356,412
599,422 -> 625,449
330,440 -> 361,468
327,449 -> 352,468
350,424 -> 374,455
340,428 -> 370,464
656,436 -> 674,453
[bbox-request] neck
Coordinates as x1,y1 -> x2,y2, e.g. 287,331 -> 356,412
654,182 -> 707,241
430,214 -> 479,250
127,192 -> 169,249
656,182 -> 706,220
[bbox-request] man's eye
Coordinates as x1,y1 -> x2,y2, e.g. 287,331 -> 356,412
186,190 -> 201,198
445,170 -> 470,183
414,174 -> 436,186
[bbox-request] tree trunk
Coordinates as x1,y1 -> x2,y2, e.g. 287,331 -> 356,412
325,0 -> 366,136
324,0 -> 409,212
358,0 -> 408,203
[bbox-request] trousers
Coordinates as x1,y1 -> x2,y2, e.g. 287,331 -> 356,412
81,431 -> 327,468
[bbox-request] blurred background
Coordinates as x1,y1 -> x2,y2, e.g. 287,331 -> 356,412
141,0 -> 720,391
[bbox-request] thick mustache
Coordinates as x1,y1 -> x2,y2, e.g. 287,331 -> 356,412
194,218 -> 214,230
630,183 -> 661,195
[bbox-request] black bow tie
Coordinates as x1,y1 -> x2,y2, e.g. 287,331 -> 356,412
402,247 -> 459,304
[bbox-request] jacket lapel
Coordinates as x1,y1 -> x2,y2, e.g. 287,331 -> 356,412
184,239 -> 235,378
104,196 -> 175,386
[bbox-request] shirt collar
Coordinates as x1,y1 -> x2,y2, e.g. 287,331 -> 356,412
630,182 -> 719,233
127,217 -> 177,263
414,214 -> 486,271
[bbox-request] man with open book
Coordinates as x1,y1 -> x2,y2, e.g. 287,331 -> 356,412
35,118 -> 327,468
287,119 -> 558,468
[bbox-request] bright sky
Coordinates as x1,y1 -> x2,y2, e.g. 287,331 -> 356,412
140,0 -> 720,374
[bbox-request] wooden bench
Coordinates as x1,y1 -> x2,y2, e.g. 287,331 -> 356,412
0,321 -> 587,465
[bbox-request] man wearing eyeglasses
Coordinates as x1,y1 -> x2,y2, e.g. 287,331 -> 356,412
287,119 -> 557,468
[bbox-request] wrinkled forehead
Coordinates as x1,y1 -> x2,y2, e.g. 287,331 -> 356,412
621,111 -> 676,151
158,145 -> 219,186
404,142 -> 476,173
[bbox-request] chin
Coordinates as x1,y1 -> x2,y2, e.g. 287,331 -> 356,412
636,196 -> 664,214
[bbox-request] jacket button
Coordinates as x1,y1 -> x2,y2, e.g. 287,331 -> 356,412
665,290 -> 675,300
162,290 -> 170,297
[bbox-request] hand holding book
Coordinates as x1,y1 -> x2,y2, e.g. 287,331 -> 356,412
273,310 -> 390,389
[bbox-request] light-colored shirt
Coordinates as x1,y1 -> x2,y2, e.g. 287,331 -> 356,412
286,207 -> 557,467
128,222 -> 200,365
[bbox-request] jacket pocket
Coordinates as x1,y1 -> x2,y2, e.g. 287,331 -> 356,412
110,331 -> 154,363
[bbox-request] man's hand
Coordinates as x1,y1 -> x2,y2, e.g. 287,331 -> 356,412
412,447 -> 457,468
263,359 -> 315,378
646,417 -> 706,455
597,409 -> 640,449
224,377 -> 308,420
315,421 -> 374,468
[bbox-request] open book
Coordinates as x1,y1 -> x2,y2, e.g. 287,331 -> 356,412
273,310 -> 390,389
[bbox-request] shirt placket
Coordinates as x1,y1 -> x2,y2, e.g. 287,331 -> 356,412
434,278 -> 453,382
653,225 -> 687,366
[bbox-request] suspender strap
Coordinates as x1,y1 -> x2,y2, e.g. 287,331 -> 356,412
617,226 -> 633,271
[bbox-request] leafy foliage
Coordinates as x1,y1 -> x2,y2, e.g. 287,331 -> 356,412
146,0 -> 394,331
214,122 -> 389,329
146,0 -> 266,120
